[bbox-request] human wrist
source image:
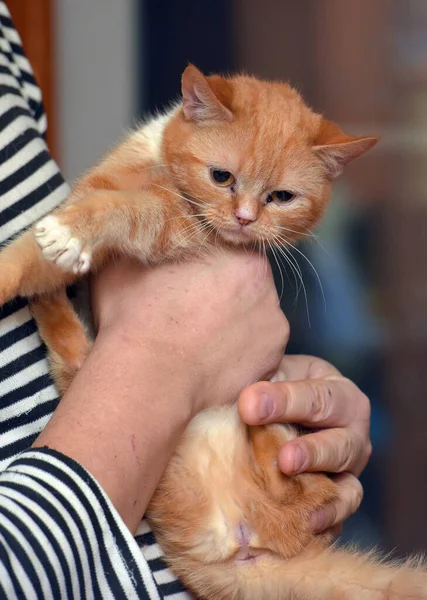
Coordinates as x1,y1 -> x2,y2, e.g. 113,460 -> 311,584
33,325 -> 197,531
96,320 -> 205,416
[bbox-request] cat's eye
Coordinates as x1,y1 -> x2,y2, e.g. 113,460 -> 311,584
210,168 -> 235,187
267,190 -> 296,204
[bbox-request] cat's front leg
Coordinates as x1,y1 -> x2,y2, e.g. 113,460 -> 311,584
33,188 -> 167,273
35,214 -> 92,274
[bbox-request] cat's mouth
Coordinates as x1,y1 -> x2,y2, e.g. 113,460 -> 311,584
217,224 -> 256,244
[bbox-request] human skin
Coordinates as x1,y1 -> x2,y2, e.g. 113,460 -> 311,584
33,250 -> 288,532
34,251 -> 371,534
238,355 -> 371,534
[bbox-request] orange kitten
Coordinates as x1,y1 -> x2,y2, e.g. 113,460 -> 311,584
0,65 -> 415,599
0,64 -> 375,390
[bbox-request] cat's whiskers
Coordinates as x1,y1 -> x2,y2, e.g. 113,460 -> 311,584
273,235 -> 304,290
272,241 -> 300,299
267,235 -> 295,291
280,248 -> 309,322
213,223 -> 222,248
253,238 -> 268,284
184,196 -> 207,210
275,224 -> 313,238
275,232 -> 326,314
275,224 -> 327,254
262,239 -> 269,281
273,234 -> 302,290
150,182 -> 208,210
308,228 -> 330,255
168,220 -> 205,249
275,240 -> 306,303
177,220 -> 206,236
168,222 -> 202,248
255,241 -> 263,283
266,239 -> 285,304
195,220 -> 216,257
164,213 -> 206,223
272,237 -> 310,324
177,222 -> 207,247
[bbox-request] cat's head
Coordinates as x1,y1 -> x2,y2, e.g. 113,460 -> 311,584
162,64 -> 378,246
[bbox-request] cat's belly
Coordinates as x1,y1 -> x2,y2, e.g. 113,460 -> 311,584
146,403 -> 337,599
147,405 -> 302,562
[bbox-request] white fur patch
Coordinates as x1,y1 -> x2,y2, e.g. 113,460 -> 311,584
34,215 -> 92,274
133,106 -> 179,163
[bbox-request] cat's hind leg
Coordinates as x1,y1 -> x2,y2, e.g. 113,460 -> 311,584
30,289 -> 91,394
0,230 -> 76,305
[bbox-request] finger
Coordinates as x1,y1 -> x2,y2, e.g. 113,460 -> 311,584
277,354 -> 341,381
238,377 -> 369,430
310,473 -> 363,533
278,428 -> 369,476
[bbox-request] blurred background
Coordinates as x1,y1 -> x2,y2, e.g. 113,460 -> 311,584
9,0 -> 427,555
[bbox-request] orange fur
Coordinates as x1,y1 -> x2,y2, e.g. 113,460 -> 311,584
0,66 -> 389,597
147,406 -> 427,599
0,64 -> 377,306
0,231 -> 76,302
0,66 -> 376,388
29,290 -> 90,393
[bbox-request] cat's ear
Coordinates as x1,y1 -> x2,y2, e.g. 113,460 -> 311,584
181,64 -> 233,123
313,119 -> 378,178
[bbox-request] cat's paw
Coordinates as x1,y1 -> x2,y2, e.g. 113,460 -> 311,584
34,215 -> 92,274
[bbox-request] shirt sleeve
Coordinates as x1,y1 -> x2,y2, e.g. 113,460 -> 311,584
0,447 -> 161,599
0,4 -> 163,598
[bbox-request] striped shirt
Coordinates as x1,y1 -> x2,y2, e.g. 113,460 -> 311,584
0,4 -> 190,598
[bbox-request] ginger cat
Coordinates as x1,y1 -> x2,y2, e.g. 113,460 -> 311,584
0,65 -> 376,391
1,65 -> 422,598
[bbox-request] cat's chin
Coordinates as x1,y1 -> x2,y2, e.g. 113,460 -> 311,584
217,225 -> 256,245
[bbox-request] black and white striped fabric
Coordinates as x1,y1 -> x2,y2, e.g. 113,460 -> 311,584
0,3 -> 190,598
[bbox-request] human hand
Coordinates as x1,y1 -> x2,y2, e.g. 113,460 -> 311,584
91,249 -> 289,415
238,355 -> 371,534
35,250 -> 288,530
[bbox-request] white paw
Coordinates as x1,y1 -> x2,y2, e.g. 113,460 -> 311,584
34,215 -> 92,274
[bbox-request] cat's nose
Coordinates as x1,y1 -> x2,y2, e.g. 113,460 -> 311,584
235,216 -> 252,226
234,209 -> 255,226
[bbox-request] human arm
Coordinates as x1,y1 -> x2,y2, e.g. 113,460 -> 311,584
33,252 -> 289,533
238,354 -> 371,533
0,4 -> 285,595
0,448 -> 152,599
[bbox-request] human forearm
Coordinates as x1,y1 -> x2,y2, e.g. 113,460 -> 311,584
32,251 -> 288,533
33,327 -> 195,533
0,447 -> 147,598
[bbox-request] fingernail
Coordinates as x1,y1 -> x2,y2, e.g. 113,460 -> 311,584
292,445 -> 306,473
311,510 -> 327,533
258,393 -> 274,420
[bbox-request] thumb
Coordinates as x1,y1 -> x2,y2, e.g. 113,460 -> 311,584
238,378 -> 337,427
